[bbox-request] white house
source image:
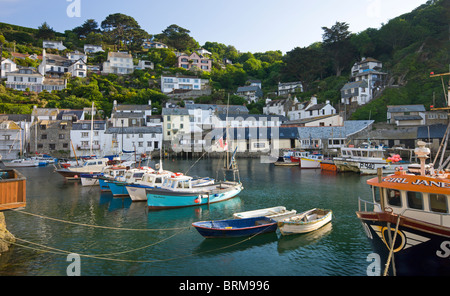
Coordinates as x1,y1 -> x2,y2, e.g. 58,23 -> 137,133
102,52 -> 134,75
263,97 -> 297,117
6,67 -> 65,93
0,120 -> 23,160
104,126 -> 162,157
110,100 -> 154,128
42,40 -> 66,51
278,81 -> 303,96
1,58 -> 17,79
135,60 -> 154,70
143,41 -> 168,49
287,97 -> 336,121
161,75 -> 209,94
84,44 -> 104,54
351,57 -> 383,77
340,80 -> 370,106
70,120 -> 107,156
212,114 -> 286,129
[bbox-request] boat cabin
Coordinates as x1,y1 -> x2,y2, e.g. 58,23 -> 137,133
103,166 -> 127,179
121,168 -> 153,182
82,158 -> 109,168
340,147 -> 385,160
162,175 -> 195,190
365,171 -> 450,227
141,171 -> 172,187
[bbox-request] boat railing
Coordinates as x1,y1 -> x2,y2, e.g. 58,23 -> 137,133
398,208 -> 450,228
358,197 -> 382,212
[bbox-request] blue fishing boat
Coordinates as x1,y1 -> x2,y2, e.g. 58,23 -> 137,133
192,216 -> 278,238
107,167 -> 152,197
146,175 -> 242,209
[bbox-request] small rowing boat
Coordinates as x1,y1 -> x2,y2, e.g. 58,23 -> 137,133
278,208 -> 332,235
233,206 -> 297,221
192,216 -> 277,238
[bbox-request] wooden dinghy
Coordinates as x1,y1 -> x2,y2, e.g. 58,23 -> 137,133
278,208 -> 332,235
192,216 -> 278,238
233,206 -> 297,221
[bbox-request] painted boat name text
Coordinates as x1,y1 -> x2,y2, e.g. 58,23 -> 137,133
382,177 -> 450,188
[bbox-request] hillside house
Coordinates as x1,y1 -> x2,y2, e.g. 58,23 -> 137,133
102,52 -> 134,75
236,85 -> 263,103
263,98 -> 296,117
143,41 -> 168,49
387,105 -> 426,126
278,81 -> 303,96
84,44 -> 104,54
287,97 -> 336,121
1,58 -> 17,79
42,40 -> 66,51
6,67 -> 65,92
176,52 -> 212,72
340,80 -> 370,106
161,74 -> 209,94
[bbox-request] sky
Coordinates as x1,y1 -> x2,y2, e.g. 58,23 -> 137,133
0,0 -> 428,54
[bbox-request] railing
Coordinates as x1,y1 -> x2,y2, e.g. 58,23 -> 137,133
358,197 -> 382,212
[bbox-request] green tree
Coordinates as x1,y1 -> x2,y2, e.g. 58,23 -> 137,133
155,24 -> 199,52
321,22 -> 356,76
101,13 -> 149,51
37,22 -> 55,40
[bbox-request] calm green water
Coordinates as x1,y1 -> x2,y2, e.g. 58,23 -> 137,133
0,158 -> 374,276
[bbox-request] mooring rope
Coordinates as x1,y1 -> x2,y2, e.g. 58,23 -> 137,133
1,225 -> 273,263
2,207 -> 189,232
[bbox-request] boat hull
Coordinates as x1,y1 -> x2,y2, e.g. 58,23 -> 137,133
233,206 -> 297,221
192,217 -> 277,238
107,181 -> 129,197
356,211 -> 450,276
300,158 -> 321,169
278,209 -> 332,235
147,182 -> 243,210
126,184 -> 150,201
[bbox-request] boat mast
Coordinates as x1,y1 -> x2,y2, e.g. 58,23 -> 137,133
90,102 -> 94,156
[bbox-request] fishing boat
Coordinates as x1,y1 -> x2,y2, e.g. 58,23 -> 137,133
233,206 -> 297,221
290,150 -> 310,163
320,159 -> 338,172
300,154 -> 324,169
3,158 -> 39,167
55,158 -> 110,180
333,145 -> 408,175
80,161 -> 135,186
356,141 -> 450,276
107,167 -> 154,197
146,175 -> 242,209
278,208 -> 332,235
192,216 -> 278,238
127,171 -> 214,202
96,165 -> 129,191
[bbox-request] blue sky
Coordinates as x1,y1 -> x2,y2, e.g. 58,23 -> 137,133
0,0 -> 427,54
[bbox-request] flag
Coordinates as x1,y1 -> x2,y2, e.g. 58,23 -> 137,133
218,137 -> 228,151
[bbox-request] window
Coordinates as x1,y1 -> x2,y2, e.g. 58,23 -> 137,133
37,144 -> 43,149
59,134 -> 65,139
41,134 -> 47,140
372,186 -> 381,203
430,194 -> 448,213
49,144 -> 56,150
407,191 -> 423,210
63,143 -> 69,148
387,189 -> 402,207
82,132 -> 89,138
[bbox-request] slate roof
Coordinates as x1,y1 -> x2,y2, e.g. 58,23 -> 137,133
387,105 -> 426,113
296,120 -> 374,139
211,127 -> 299,140
341,80 -> 368,90
417,124 -> 447,139
105,126 -> 162,134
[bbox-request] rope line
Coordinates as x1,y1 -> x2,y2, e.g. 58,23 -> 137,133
4,207 -> 189,232
1,226 -> 272,263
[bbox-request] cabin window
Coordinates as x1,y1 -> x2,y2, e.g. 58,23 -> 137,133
429,194 -> 448,213
407,191 -> 423,210
155,178 -> 162,184
387,189 -> 402,207
372,186 -> 381,203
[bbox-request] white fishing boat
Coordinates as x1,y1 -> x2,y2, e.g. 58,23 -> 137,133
300,154 -> 324,169
333,145 -> 408,175
233,206 -> 297,221
3,158 -> 39,167
125,170 -> 173,201
278,208 -> 332,235
55,158 -> 110,180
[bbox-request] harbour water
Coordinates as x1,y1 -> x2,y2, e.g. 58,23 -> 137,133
0,158 -> 374,276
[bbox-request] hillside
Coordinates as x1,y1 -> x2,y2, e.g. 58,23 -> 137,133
0,0 -> 449,120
